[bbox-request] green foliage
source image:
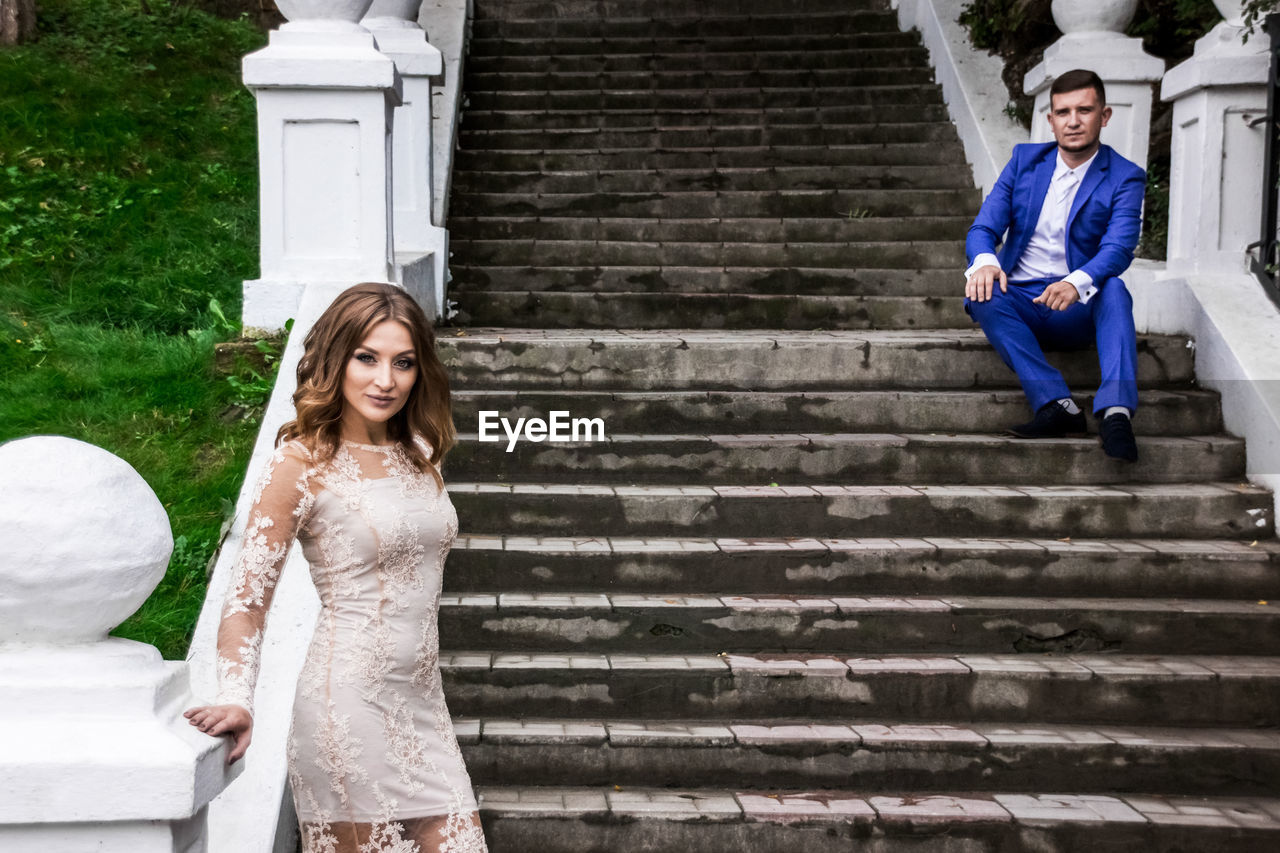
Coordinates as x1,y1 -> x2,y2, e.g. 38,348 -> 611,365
0,0 -> 271,659
1243,1 -> 1280,39
958,0 -> 1025,51
1137,161 -> 1171,261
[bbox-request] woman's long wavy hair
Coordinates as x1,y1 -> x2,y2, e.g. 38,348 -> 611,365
276,282 -> 455,484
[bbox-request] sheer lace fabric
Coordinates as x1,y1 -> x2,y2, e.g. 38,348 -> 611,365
216,439 -> 487,853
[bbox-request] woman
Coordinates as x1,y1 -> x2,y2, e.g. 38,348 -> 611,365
185,283 -> 488,853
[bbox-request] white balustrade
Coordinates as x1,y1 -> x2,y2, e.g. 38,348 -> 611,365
240,0 -> 402,334
363,0 -> 450,319
0,436 -> 229,853
1162,0 -> 1271,272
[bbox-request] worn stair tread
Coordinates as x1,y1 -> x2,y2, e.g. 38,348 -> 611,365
454,534 -> 1280,559
447,480 -> 1272,539
460,717 -> 1280,793
441,650 -> 1280,677
472,10 -> 902,31
451,239 -> 966,263
445,534 -> 1278,601
450,164 -> 970,189
440,327 -> 1195,390
447,215 -> 973,241
458,716 -> 1280,756
447,431 -> 1244,485
439,651 -> 1280,725
467,47 -> 928,69
449,388 -> 1223,435
467,34 -> 925,56
441,592 -> 1277,618
475,784 -> 1280,832
453,143 -> 960,169
454,293 -> 968,330
438,591 -> 1279,654
464,86 -> 947,110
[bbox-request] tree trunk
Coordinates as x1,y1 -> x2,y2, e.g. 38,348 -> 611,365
0,0 -> 37,45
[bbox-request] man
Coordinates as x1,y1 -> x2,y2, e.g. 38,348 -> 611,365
964,69 -> 1146,462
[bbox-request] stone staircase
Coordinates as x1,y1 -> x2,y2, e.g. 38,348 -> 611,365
440,0 -> 1280,850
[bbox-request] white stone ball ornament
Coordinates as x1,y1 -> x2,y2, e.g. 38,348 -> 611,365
0,436 -> 173,644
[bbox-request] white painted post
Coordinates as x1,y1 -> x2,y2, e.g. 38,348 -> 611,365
1023,0 -> 1165,171
240,0 -> 402,335
1161,1 -> 1270,273
363,0 -> 450,319
0,436 -> 229,853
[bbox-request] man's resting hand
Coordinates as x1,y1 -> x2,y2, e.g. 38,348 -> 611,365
1032,281 -> 1080,311
965,265 -> 1007,302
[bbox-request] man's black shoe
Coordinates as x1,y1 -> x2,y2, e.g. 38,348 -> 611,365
1005,400 -> 1087,438
1099,412 -> 1139,462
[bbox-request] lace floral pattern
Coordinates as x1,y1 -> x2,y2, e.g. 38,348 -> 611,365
213,438 -> 485,853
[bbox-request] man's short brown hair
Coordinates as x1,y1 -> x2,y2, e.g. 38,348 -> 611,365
1050,69 -> 1106,107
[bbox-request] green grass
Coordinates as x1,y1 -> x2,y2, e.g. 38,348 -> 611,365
0,0 -> 272,659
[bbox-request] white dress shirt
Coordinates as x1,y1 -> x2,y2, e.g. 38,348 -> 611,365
966,150 -> 1100,304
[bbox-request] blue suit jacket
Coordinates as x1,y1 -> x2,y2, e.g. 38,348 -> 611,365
965,141 -> 1146,286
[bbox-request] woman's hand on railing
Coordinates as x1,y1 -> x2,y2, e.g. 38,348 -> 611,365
184,704 -> 253,765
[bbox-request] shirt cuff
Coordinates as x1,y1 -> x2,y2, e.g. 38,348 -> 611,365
1064,270 -> 1096,304
964,253 -> 1001,282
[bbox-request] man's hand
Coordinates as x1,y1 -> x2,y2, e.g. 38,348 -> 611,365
185,704 -> 253,765
1032,281 -> 1080,311
965,265 -> 1007,302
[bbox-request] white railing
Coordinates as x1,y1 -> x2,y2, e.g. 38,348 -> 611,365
0,437 -> 230,853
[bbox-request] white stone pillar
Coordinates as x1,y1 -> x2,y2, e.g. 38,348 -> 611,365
1161,1 -> 1271,273
363,0 -> 449,319
1024,0 -> 1165,171
0,436 -> 229,853
241,0 -> 402,335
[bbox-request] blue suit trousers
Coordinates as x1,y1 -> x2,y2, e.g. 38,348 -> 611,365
965,278 -> 1139,415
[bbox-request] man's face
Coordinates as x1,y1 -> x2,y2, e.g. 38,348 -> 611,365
1047,87 -> 1111,157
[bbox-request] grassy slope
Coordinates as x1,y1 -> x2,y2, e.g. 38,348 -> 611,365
0,0 -> 270,659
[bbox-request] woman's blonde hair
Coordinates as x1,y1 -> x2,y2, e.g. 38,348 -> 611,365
276,282 -> 455,482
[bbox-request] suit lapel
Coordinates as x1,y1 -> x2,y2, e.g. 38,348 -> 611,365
1068,146 -> 1109,230
1010,147 -> 1057,263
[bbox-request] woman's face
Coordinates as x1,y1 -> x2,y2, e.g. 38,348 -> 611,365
340,320 -> 418,436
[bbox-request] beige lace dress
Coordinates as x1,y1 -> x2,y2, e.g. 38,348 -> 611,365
215,438 -> 488,853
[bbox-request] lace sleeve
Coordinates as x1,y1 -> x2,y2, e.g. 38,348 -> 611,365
214,441 -> 315,715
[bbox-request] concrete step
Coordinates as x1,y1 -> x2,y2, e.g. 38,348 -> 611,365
447,216 -> 973,246
453,142 -> 964,171
467,32 -> 925,57
445,536 -> 1280,600
460,718 -> 1280,794
450,188 -> 977,218
450,163 -> 970,191
464,68 -> 936,93
449,238 -> 966,268
448,389 -> 1224,436
470,9 -> 902,35
457,122 -> 959,151
452,291 -> 968,330
439,594 -> 1280,655
451,189 -> 976,220
446,432 -> 1245,486
437,329 -> 1195,390
439,652 -> 1280,725
449,265 -> 964,297
466,46 -> 931,74
475,0 -> 892,19
474,786 -> 1280,852
448,481 -> 1273,540
464,84 -> 945,112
